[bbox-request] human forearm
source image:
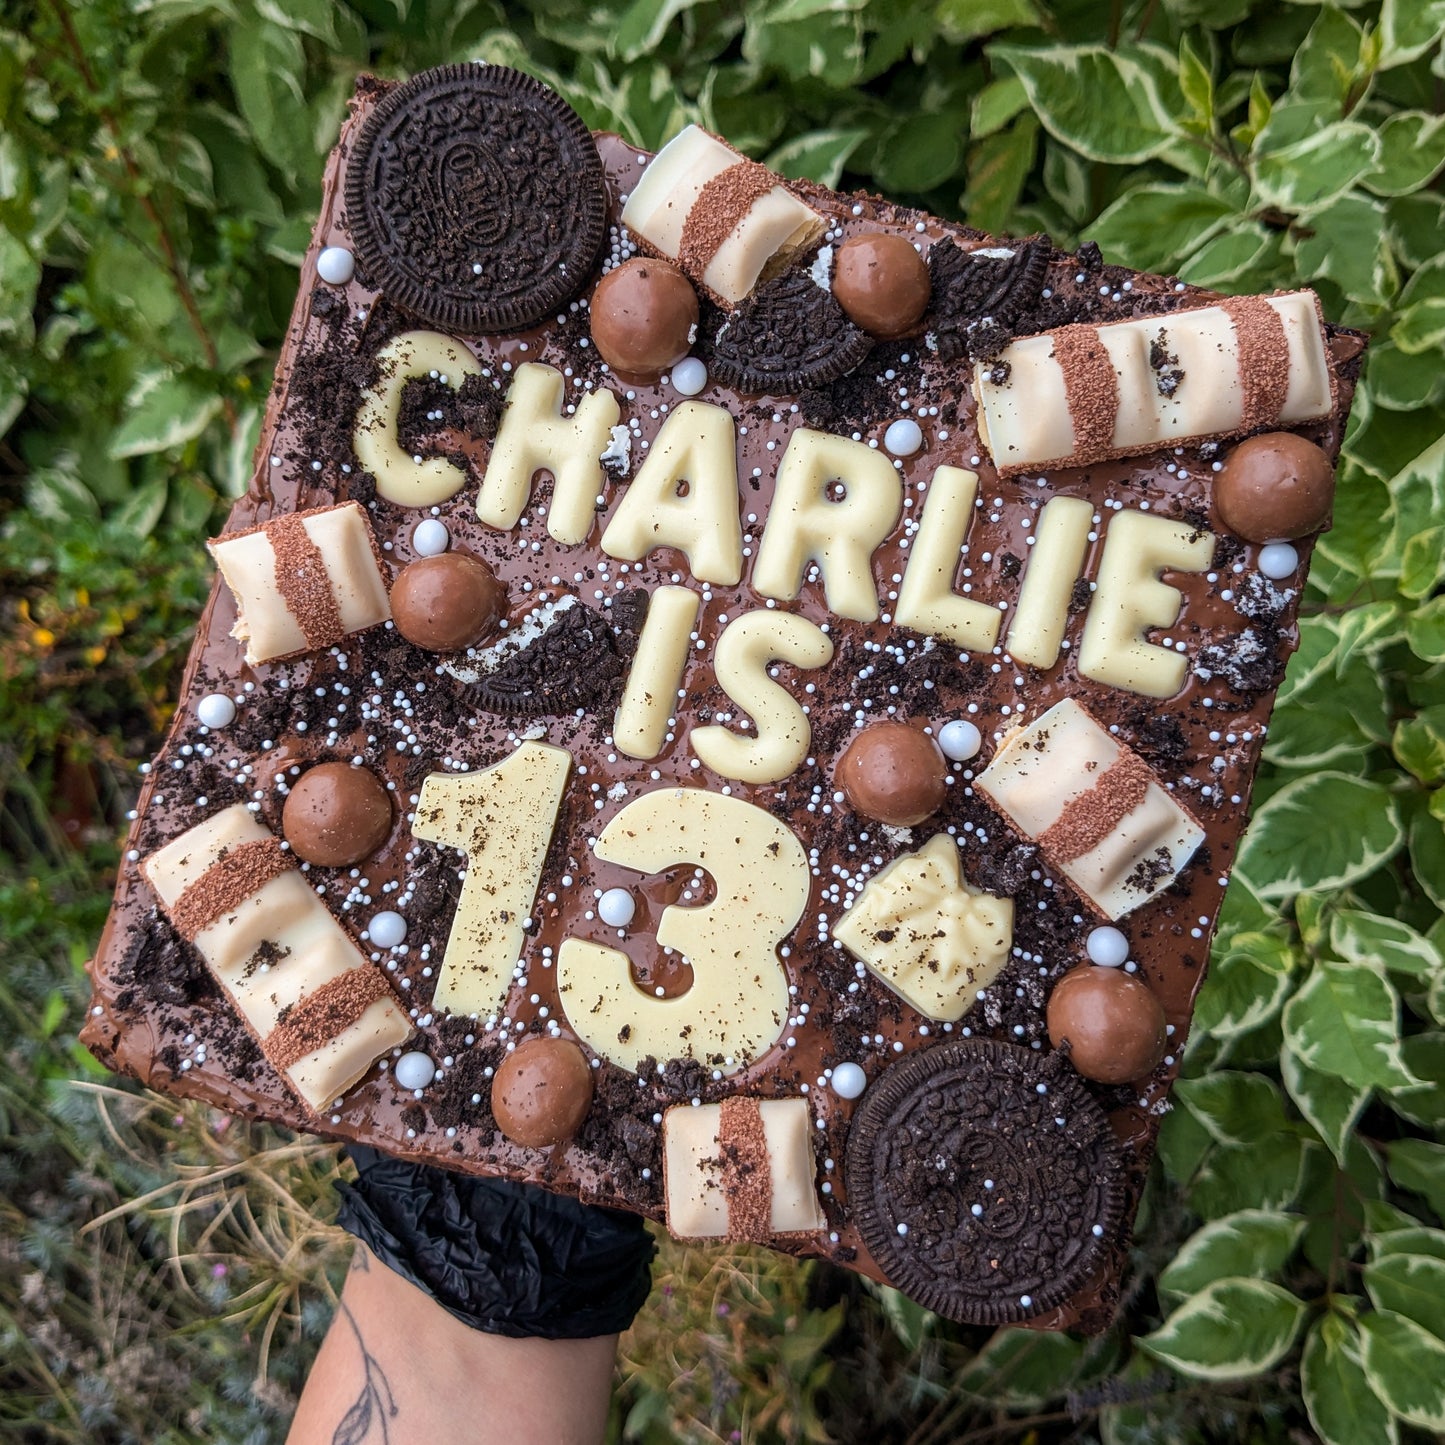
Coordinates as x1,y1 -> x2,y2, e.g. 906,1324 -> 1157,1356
287,1246 -> 618,1445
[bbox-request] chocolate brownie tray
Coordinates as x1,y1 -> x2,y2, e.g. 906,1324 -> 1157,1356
84,64 -> 1364,1333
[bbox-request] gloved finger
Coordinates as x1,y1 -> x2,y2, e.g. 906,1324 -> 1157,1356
336,1147 -> 655,1339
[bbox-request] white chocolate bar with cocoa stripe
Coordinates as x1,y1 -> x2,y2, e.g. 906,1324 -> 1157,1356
141,804 -> 410,1110
622,125 -> 825,305
978,699 -> 1205,920
973,290 -> 1334,476
208,501 -> 391,665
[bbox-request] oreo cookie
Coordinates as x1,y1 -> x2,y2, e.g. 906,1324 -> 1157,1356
708,266 -> 873,394
929,237 -> 1050,365
345,64 -> 606,333
470,593 -> 644,717
845,1039 -> 1124,1324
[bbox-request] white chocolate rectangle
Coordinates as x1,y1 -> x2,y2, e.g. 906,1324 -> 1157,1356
978,700 -> 1204,919
702,187 -> 826,304
1271,292 -> 1335,421
620,124 -> 824,305
662,1098 -> 825,1241
208,501 -> 390,664
973,333 -> 1072,467
142,804 -> 409,1109
1153,306 -> 1242,442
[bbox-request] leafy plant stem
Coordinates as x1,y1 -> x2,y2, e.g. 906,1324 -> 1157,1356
1133,0 -> 1163,43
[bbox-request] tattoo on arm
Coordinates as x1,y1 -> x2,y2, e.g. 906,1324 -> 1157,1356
330,1294 -> 398,1445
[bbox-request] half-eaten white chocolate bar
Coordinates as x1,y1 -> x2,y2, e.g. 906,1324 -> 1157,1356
209,501 -> 390,664
833,834 -> 1014,1021
621,124 -> 826,305
977,699 -> 1205,920
973,290 -> 1334,476
662,1097 -> 826,1242
141,804 -> 410,1110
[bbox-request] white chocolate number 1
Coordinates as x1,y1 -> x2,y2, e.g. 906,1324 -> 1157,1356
557,790 -> 808,1074
412,742 -> 572,1018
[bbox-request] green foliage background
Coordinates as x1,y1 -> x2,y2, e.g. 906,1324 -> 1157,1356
3,0 -> 1445,1440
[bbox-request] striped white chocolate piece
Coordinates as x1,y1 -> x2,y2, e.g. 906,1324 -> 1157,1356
662,1097 -> 825,1242
208,501 -> 390,665
978,699 -> 1204,920
621,125 -> 825,306
973,290 -> 1334,476
141,804 -> 409,1110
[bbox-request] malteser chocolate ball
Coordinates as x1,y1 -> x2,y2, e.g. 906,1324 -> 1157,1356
390,553 -> 505,653
1047,967 -> 1167,1085
282,762 -> 392,867
837,722 -> 948,827
492,1037 -> 594,1149
589,258 -> 699,379
832,233 -> 930,339
1215,432 -> 1335,544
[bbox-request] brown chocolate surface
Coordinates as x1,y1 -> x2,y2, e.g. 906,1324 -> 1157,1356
84,75 -> 1363,1336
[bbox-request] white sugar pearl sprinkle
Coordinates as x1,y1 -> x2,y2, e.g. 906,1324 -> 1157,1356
1258,542 -> 1299,580
368,911 -> 407,948
884,418 -> 923,456
1086,926 -> 1130,968
830,1061 -> 867,1099
670,357 -> 707,397
412,518 -> 450,556
197,693 -> 237,730
597,888 -> 636,928
937,719 -> 982,761
393,1051 -> 435,1090
317,247 -> 355,285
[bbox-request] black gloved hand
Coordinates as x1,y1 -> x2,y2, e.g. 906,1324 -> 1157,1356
336,1146 -> 655,1340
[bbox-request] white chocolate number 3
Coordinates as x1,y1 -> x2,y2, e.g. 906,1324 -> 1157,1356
557,790 -> 808,1073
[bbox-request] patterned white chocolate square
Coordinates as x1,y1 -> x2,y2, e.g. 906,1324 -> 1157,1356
833,834 -> 1013,1022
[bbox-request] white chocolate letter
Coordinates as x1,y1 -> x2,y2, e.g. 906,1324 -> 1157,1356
600,401 -> 743,584
753,428 -> 900,622
1007,495 -> 1093,669
556,790 -> 807,1073
613,586 -> 700,761
691,610 -> 833,783
412,742 -> 572,1018
477,363 -> 620,545
1077,510 -> 1215,698
353,332 -> 484,507
894,466 -> 1001,651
